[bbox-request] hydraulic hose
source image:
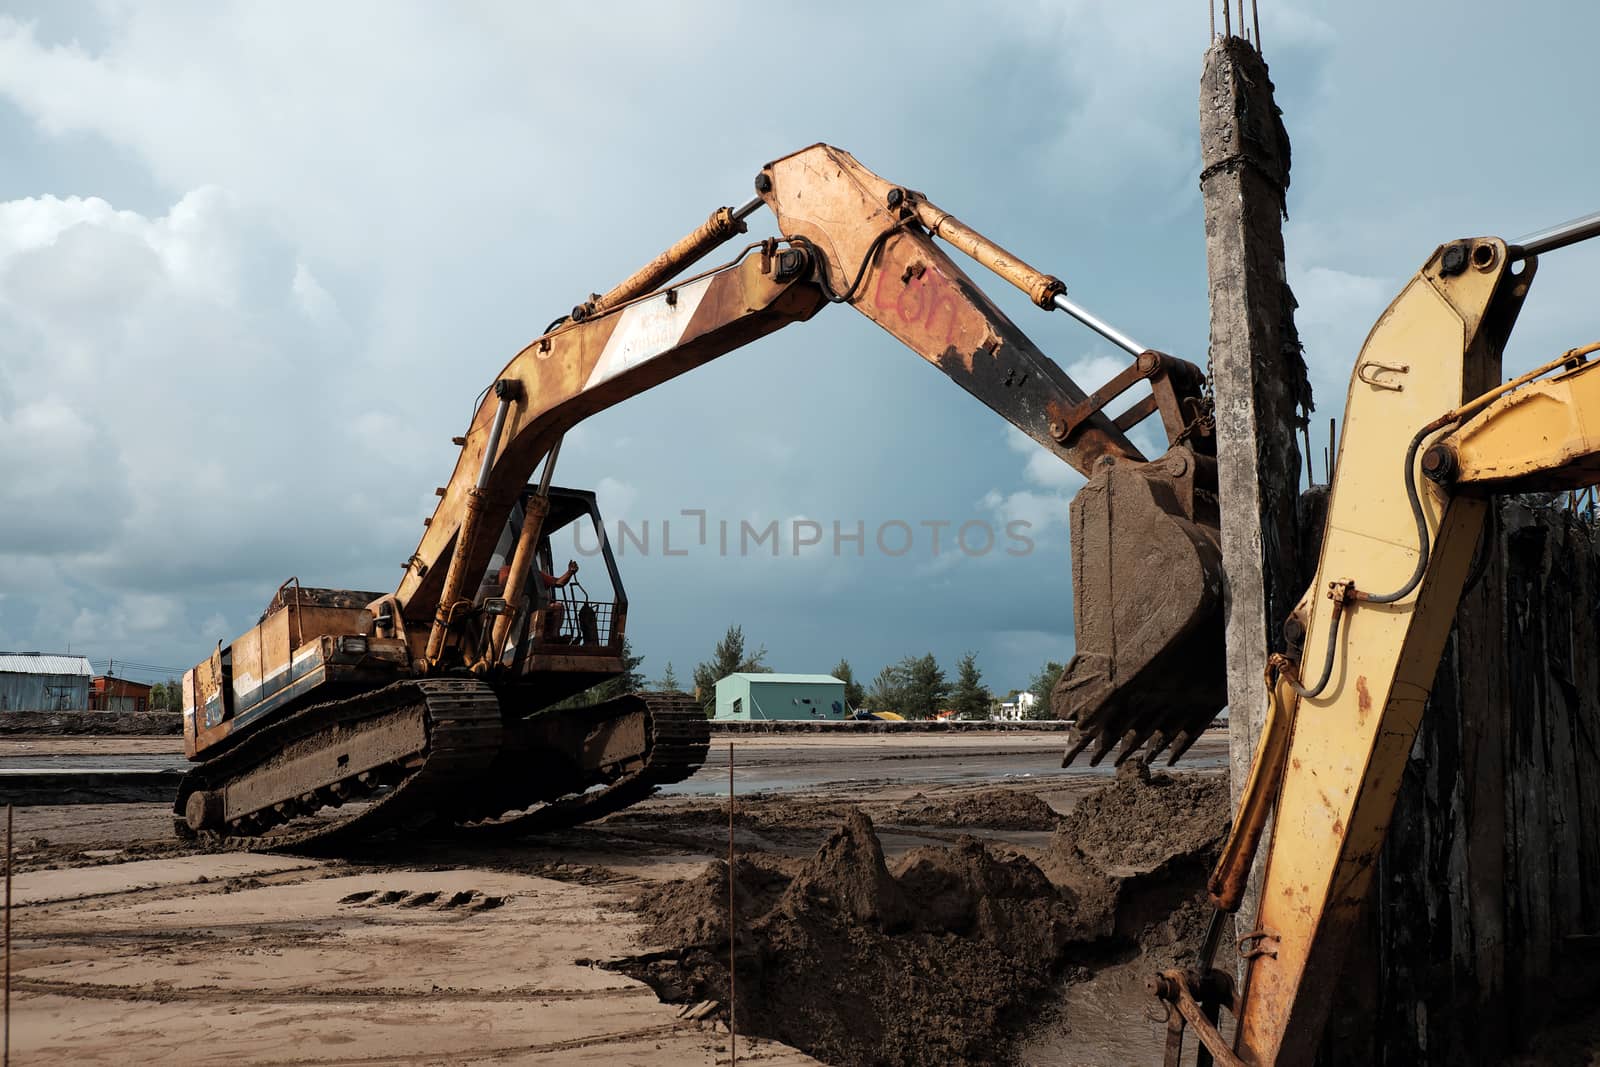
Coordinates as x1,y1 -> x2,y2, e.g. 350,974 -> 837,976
1352,422 -> 1444,605
1277,600 -> 1346,700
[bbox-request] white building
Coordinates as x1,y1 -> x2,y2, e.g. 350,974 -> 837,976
992,691 -> 1038,721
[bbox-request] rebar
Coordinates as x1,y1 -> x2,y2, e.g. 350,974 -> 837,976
1301,422 -> 1315,488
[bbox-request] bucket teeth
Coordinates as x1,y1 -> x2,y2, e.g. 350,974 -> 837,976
1060,731 -> 1095,768
1144,729 -> 1175,764
1113,729 -> 1153,766
1165,729 -> 1204,766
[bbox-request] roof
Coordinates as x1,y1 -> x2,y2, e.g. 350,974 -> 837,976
0,653 -> 94,677
93,676 -> 152,691
718,673 -> 844,685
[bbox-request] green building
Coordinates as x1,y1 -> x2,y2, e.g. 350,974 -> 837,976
713,673 -> 849,721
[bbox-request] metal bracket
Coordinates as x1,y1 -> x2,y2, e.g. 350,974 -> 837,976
1152,968 -> 1244,1067
1049,350 -> 1211,449
1237,927 -> 1281,961
1357,359 -> 1409,390
277,576 -> 304,648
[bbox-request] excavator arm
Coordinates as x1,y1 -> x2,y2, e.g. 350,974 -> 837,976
1153,212 -> 1600,1065
398,144 -> 1225,755
174,144 -> 1233,847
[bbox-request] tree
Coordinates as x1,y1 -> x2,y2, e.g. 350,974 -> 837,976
899,653 -> 950,719
692,624 -> 770,713
655,661 -> 681,692
1026,661 -> 1067,721
832,659 -> 866,710
862,654 -> 948,719
148,678 -> 182,712
950,652 -> 991,720
864,665 -> 904,713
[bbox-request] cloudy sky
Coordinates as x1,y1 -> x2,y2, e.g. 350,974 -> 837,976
0,1 -> 1595,695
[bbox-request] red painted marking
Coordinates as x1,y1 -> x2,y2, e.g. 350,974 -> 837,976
872,258 -> 965,348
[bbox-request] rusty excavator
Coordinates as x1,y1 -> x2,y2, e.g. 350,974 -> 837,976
173,144 -> 1227,848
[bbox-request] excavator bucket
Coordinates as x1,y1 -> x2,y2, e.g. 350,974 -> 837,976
1056,448 -> 1227,766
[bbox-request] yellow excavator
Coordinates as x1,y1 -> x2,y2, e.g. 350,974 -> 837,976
1150,211 -> 1600,1064
173,144 -> 1226,848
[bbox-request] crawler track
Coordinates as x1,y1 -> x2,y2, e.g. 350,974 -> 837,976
454,691 -> 710,837
173,678 -> 501,852
173,685 -> 709,851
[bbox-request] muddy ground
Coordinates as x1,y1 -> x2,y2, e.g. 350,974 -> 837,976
4,731 -> 1237,1065
610,762 -> 1228,1066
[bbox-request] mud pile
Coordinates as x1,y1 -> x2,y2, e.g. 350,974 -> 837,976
1040,763 -> 1229,955
891,788 -> 1061,831
615,770 -> 1229,1066
1058,760 -> 1229,871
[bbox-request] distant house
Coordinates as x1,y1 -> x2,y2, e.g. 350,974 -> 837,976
992,691 -> 1039,722
90,676 -> 153,712
713,673 -> 849,721
0,653 -> 93,711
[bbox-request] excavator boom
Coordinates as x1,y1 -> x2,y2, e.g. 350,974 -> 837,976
177,144 -> 1227,849
399,143 -> 1225,752
1154,217 -> 1600,1064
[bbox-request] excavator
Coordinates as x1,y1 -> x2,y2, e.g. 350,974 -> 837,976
1149,211 -> 1600,1064
172,144 -> 1227,848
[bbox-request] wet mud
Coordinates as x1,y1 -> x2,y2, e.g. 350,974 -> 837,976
612,765 -> 1229,1066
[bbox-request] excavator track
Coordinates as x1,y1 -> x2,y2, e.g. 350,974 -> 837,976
172,678 -> 501,852
454,690 -> 710,837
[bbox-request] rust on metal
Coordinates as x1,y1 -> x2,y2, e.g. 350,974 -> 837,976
179,142 -> 1237,857
1151,967 -> 1243,1067
1049,349 -> 1211,447
572,206 -> 749,322
909,198 -> 1065,309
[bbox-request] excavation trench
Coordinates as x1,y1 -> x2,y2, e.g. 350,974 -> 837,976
610,765 -> 1230,1066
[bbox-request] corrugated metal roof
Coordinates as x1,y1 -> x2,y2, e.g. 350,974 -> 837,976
721,673 -> 843,685
0,653 -> 94,676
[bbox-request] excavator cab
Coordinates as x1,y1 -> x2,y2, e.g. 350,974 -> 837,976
483,485 -> 631,707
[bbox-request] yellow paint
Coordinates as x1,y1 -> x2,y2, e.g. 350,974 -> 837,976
1449,354 -> 1600,490
1236,241 -> 1515,1064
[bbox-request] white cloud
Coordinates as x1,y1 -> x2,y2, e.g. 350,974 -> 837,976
1066,352 -> 1128,388
594,476 -> 638,520
291,262 -> 338,323
66,592 -> 184,646
0,183 -> 374,662
1003,426 -> 1090,492
1293,265 -> 1390,333
1288,263 -> 1393,417
0,398 -> 123,555
980,487 -> 1070,542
